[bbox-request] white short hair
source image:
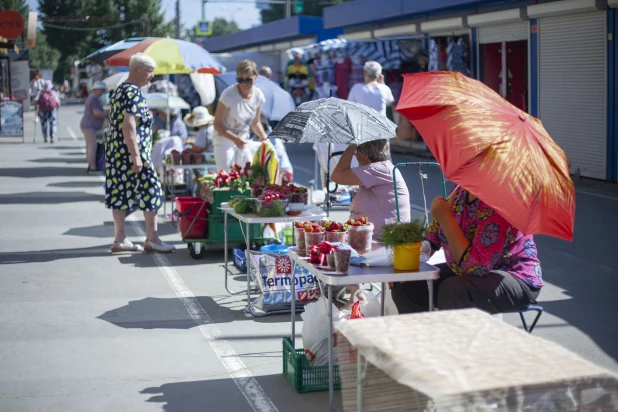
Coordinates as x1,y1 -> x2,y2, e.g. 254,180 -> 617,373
129,53 -> 156,71
363,61 -> 382,80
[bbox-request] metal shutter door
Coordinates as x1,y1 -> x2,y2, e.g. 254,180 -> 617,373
478,22 -> 529,44
539,12 -> 606,179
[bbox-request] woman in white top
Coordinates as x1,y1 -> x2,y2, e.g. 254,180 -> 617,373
347,61 -> 394,117
213,60 -> 269,171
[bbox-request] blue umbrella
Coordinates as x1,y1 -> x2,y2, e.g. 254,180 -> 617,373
86,37 -> 150,66
214,73 -> 295,122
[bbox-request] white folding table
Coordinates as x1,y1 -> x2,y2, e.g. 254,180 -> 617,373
219,206 -> 326,298
287,247 -> 440,412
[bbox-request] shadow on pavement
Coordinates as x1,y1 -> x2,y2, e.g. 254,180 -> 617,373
0,244 -> 112,264
64,221 -> 178,238
97,296 -> 301,329
0,166 -> 88,178
0,191 -> 103,204
533,191 -> 618,367
116,244 -> 246,268
29,157 -> 87,165
48,181 -> 104,189
140,374 -> 336,412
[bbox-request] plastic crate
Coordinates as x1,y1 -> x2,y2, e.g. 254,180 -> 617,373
282,337 -> 341,393
208,214 -> 261,244
232,247 -> 247,273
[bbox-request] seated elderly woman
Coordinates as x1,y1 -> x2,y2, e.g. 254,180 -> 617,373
331,139 -> 411,240
391,186 -> 543,314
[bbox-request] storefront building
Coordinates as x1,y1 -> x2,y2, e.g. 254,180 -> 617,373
322,0 -> 617,181
205,0 -> 617,181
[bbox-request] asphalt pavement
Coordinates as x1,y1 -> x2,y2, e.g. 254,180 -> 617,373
0,104 -> 617,411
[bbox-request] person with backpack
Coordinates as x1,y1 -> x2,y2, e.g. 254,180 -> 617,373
34,81 -> 61,144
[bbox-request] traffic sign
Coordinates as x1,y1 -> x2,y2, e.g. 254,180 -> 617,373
195,20 -> 213,37
0,10 -> 25,40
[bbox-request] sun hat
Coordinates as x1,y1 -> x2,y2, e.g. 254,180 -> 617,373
183,106 -> 214,127
43,81 -> 53,90
92,81 -> 107,91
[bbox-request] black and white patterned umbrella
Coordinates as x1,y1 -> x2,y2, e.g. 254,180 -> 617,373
269,97 -> 397,144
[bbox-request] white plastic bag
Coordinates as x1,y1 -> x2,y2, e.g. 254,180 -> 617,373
301,297 -> 340,366
362,246 -> 393,267
353,290 -> 381,318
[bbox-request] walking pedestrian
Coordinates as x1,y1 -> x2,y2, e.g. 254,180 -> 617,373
212,59 -> 268,172
259,66 -> 273,79
347,61 -> 394,117
34,81 -> 60,144
105,52 -> 175,254
81,81 -> 109,174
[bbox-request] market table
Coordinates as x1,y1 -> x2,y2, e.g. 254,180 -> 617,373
219,205 -> 327,297
287,247 -> 440,412
335,308 -> 618,412
161,162 -> 218,218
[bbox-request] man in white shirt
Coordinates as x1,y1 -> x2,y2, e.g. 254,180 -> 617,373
347,61 -> 394,117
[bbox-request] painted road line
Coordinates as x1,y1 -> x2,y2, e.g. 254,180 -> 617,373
127,216 -> 278,412
71,124 -> 277,411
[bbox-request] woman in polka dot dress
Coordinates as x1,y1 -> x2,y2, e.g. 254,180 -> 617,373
105,53 -> 174,254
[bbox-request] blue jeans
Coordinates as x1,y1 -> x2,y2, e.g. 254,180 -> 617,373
39,110 -> 58,141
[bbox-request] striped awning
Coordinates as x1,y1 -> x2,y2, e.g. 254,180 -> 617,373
288,38 -> 420,70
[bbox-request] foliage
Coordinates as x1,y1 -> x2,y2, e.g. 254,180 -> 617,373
37,0 -> 174,81
29,31 -> 61,72
381,219 -> 425,248
182,18 -> 240,42
0,0 -> 28,17
260,0 -> 350,24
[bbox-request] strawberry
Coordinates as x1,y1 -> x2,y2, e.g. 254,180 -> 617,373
304,227 -> 313,233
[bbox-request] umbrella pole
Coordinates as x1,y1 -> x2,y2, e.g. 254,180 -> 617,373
166,69 -> 170,130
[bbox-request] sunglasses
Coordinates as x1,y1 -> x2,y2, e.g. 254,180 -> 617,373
236,77 -> 254,84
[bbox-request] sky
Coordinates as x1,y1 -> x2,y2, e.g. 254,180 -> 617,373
26,0 -> 261,32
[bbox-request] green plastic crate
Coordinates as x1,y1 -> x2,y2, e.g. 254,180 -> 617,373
282,337 -> 341,393
209,189 -> 251,216
208,214 -> 260,244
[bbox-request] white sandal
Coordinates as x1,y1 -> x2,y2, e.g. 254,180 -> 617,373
144,240 -> 175,253
111,240 -> 143,253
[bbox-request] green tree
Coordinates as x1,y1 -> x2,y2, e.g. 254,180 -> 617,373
38,0 -> 174,81
260,0 -> 350,24
183,18 -> 239,42
29,31 -> 61,71
0,0 -> 28,17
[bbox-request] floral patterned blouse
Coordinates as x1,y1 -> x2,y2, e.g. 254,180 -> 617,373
424,187 -> 544,289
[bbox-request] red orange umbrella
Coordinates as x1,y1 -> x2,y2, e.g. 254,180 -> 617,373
397,71 -> 575,241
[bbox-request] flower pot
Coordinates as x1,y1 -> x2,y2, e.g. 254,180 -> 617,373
393,242 -> 422,271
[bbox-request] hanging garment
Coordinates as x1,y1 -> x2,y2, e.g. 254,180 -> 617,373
349,58 -> 365,89
428,40 -> 439,72
334,57 -> 352,99
314,56 -> 334,88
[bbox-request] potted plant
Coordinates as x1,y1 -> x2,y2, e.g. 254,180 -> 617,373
381,219 -> 425,271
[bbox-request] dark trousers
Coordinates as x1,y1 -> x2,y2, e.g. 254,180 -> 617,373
391,263 -> 540,315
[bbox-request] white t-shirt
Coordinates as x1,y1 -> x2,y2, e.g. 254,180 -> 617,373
347,82 -> 395,116
213,85 -> 265,148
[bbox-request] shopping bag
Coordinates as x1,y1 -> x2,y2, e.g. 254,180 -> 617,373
301,297 -> 340,366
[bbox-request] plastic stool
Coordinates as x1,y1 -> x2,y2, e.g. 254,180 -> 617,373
518,305 -> 543,333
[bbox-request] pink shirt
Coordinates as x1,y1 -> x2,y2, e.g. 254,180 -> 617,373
350,161 -> 410,240
424,187 -> 544,289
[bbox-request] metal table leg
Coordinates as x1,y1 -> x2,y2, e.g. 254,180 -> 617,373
380,281 -> 386,316
223,211 -> 248,295
428,279 -> 434,311
246,221 -> 252,306
328,283 -> 335,411
291,258 -> 296,344
163,167 -> 167,218
357,351 -> 369,412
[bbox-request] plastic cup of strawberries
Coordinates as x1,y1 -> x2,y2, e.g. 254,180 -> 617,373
255,191 -> 288,217
347,217 -> 373,253
304,223 -> 325,256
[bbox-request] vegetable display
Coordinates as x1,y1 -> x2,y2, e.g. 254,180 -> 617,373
255,191 -> 288,217
229,196 -> 255,215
